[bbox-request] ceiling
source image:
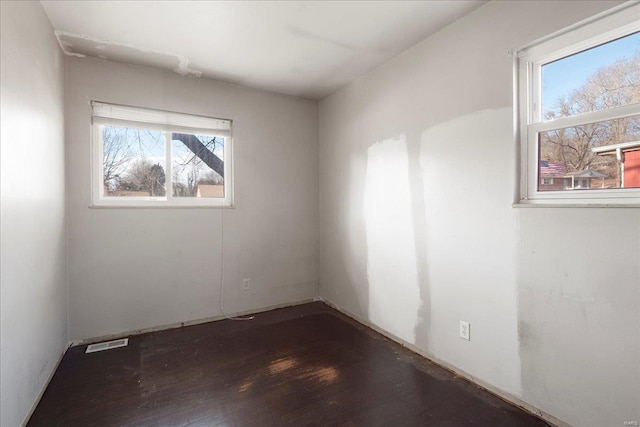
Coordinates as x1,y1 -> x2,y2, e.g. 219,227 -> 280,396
40,1 -> 486,100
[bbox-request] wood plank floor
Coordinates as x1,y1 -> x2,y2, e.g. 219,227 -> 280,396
28,302 -> 549,426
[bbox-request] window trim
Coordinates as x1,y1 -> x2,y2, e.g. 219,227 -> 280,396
90,101 -> 234,208
515,2 -> 640,206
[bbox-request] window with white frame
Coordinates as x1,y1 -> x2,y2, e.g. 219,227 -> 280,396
516,3 -> 640,205
91,102 -> 233,207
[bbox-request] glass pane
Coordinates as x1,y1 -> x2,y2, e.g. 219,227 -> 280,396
102,125 -> 166,197
171,133 -> 225,198
542,31 -> 640,120
538,114 -> 640,191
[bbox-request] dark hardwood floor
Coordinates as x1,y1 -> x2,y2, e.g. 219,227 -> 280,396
28,302 -> 549,426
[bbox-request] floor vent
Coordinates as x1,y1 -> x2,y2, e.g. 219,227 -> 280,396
85,338 -> 129,354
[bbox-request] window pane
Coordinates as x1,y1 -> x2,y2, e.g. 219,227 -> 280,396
538,115 -> 640,191
542,32 -> 640,120
171,133 -> 225,198
102,125 -> 166,197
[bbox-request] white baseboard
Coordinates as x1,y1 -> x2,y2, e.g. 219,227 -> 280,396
21,343 -> 68,427
317,296 -> 568,427
71,298 -> 318,347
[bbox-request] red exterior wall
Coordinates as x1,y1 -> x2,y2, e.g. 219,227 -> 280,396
624,150 -> 640,188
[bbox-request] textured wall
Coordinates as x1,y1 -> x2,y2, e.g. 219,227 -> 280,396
319,2 -> 639,425
0,2 -> 68,425
65,57 -> 319,342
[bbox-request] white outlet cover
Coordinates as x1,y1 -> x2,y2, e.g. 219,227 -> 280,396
459,320 -> 470,341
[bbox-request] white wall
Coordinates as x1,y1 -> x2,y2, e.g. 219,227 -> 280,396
319,1 -> 639,426
65,57 -> 318,342
0,2 -> 68,426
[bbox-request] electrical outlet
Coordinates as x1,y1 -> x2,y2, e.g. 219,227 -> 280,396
459,320 -> 470,341
242,279 -> 251,291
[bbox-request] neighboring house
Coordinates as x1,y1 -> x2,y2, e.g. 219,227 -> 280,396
196,184 -> 224,198
539,161 -> 566,190
592,141 -> 640,188
539,160 -> 606,190
564,170 -> 607,189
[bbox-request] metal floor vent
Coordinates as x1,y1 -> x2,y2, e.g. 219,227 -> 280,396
85,338 -> 129,354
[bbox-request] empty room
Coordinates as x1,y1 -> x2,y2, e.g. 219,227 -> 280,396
1,1 -> 639,426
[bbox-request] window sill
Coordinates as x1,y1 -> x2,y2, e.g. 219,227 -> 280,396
89,204 -> 235,209
513,201 -> 639,208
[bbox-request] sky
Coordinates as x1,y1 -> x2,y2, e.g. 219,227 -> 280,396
103,126 -> 225,186
542,31 -> 639,116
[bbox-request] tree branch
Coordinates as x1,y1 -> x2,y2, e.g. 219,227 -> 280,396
172,133 -> 224,177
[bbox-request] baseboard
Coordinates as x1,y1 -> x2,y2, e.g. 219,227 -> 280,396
71,298 -> 318,347
317,296 -> 568,427
21,343 -> 69,427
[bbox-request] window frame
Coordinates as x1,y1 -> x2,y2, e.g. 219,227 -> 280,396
516,2 -> 640,206
90,102 -> 234,208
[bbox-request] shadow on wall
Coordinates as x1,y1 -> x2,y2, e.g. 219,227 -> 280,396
336,101 -> 638,425
361,108 -> 525,399
321,131 -> 371,320
407,130 -> 433,351
364,134 -> 431,346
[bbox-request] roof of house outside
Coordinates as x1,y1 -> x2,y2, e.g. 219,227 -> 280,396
591,140 -> 640,155
539,160 -> 606,179
566,170 -> 607,178
196,184 -> 224,198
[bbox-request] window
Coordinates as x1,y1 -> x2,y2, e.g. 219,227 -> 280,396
91,102 -> 233,207
516,3 -> 640,205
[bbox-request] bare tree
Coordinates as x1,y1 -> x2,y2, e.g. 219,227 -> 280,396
200,170 -> 224,185
172,134 -> 224,177
541,53 -> 640,185
117,159 -> 166,196
102,127 -> 130,191
102,127 -> 165,191
102,126 -> 225,196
